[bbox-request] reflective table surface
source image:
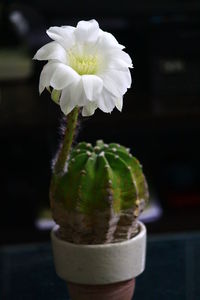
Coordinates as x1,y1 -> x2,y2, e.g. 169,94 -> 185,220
1,232 -> 200,300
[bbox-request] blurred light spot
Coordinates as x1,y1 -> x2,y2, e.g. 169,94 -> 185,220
9,10 -> 29,36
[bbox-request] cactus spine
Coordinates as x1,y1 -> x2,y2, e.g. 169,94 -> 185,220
51,140 -> 148,244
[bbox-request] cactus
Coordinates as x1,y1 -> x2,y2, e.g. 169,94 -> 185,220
51,140 -> 149,244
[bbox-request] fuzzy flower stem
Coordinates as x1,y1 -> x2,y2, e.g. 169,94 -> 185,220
54,107 -> 79,175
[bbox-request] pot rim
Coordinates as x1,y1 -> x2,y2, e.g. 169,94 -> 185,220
51,221 -> 146,285
51,221 -> 146,249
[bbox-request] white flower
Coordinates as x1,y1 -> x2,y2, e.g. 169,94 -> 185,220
33,19 -> 133,116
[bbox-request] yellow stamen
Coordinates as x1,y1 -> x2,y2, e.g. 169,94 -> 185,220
68,51 -> 99,75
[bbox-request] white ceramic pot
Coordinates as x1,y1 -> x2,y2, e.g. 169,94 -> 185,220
51,221 -> 146,300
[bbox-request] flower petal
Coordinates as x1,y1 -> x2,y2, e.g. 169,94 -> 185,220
50,64 -> 80,90
101,69 -> 131,98
39,61 -> 56,94
39,61 -> 81,93
82,75 -> 103,101
106,50 -> 133,70
111,49 -> 133,67
60,80 -> 87,115
69,80 -> 88,107
121,69 -> 132,88
115,97 -> 123,112
96,88 -> 116,113
75,20 -> 100,43
59,88 -> 75,115
82,102 -> 98,116
98,30 -> 125,50
33,41 -> 67,63
46,26 -> 75,49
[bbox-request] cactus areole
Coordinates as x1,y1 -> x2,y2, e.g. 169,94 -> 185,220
51,140 -> 148,244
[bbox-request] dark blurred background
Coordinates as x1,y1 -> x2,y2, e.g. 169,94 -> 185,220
1,0 -> 200,245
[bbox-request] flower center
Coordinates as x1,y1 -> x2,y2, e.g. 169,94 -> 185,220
68,51 -> 99,75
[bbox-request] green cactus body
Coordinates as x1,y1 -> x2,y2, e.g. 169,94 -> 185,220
51,140 -> 148,244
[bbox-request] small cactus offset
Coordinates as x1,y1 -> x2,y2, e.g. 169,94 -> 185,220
51,140 -> 149,244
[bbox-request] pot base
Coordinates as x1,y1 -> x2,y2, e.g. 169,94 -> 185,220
67,278 -> 135,300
